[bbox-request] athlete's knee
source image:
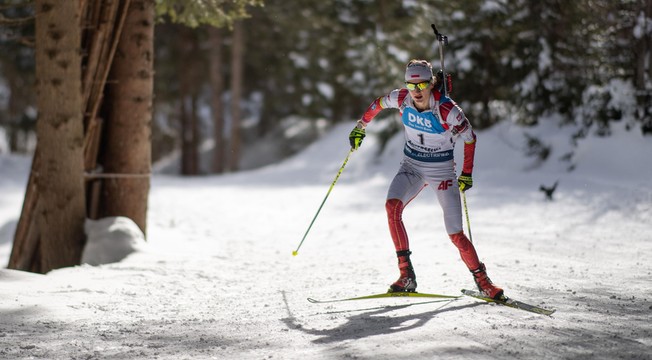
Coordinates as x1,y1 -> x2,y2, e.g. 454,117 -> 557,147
385,199 -> 404,221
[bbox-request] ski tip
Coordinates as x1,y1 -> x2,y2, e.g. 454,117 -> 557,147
462,288 -> 557,316
306,297 -> 319,303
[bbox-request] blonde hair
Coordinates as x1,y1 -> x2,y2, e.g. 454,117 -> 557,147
406,59 -> 432,69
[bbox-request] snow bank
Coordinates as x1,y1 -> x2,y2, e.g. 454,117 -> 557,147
82,217 -> 147,266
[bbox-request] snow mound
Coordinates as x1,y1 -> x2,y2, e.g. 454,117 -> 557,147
81,217 -> 147,266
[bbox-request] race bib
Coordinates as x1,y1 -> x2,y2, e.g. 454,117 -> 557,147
402,107 -> 445,134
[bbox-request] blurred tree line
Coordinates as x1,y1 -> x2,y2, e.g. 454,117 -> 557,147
1,0 -> 651,173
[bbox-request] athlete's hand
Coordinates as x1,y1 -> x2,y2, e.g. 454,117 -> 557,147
349,122 -> 366,150
458,172 -> 473,192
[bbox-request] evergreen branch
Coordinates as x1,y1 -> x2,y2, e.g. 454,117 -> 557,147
155,0 -> 263,28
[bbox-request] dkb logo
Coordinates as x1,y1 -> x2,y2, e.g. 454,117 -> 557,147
407,112 -> 432,128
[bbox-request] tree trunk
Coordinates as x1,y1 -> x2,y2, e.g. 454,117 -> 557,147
179,27 -> 200,175
209,26 -> 225,174
99,0 -> 154,235
637,0 -> 652,90
229,21 -> 244,172
32,0 -> 86,272
179,90 -> 194,175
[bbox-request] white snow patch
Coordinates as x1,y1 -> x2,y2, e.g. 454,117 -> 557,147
81,217 -> 146,266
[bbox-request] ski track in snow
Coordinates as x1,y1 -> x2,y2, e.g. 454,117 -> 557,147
1,124 -> 651,359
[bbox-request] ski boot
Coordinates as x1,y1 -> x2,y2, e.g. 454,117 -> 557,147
388,250 -> 417,293
471,262 -> 504,300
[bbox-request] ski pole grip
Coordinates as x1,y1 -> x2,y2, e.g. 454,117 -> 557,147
431,23 -> 439,36
431,23 -> 448,45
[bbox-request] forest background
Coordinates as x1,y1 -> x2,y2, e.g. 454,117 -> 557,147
3,1 -> 651,168
0,0 -> 650,273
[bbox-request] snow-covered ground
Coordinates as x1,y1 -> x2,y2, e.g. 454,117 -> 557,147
1,121 -> 651,359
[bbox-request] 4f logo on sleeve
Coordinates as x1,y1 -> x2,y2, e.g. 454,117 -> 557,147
437,179 -> 453,191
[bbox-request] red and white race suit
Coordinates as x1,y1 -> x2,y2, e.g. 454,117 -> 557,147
359,87 -> 477,248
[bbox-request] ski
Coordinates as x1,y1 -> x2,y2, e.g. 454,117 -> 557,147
308,291 -> 461,304
461,289 -> 556,316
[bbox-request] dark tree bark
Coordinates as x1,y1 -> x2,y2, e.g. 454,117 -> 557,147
99,0 -> 154,235
229,21 -> 244,172
179,26 -> 200,175
31,0 -> 86,272
209,26 -> 225,174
